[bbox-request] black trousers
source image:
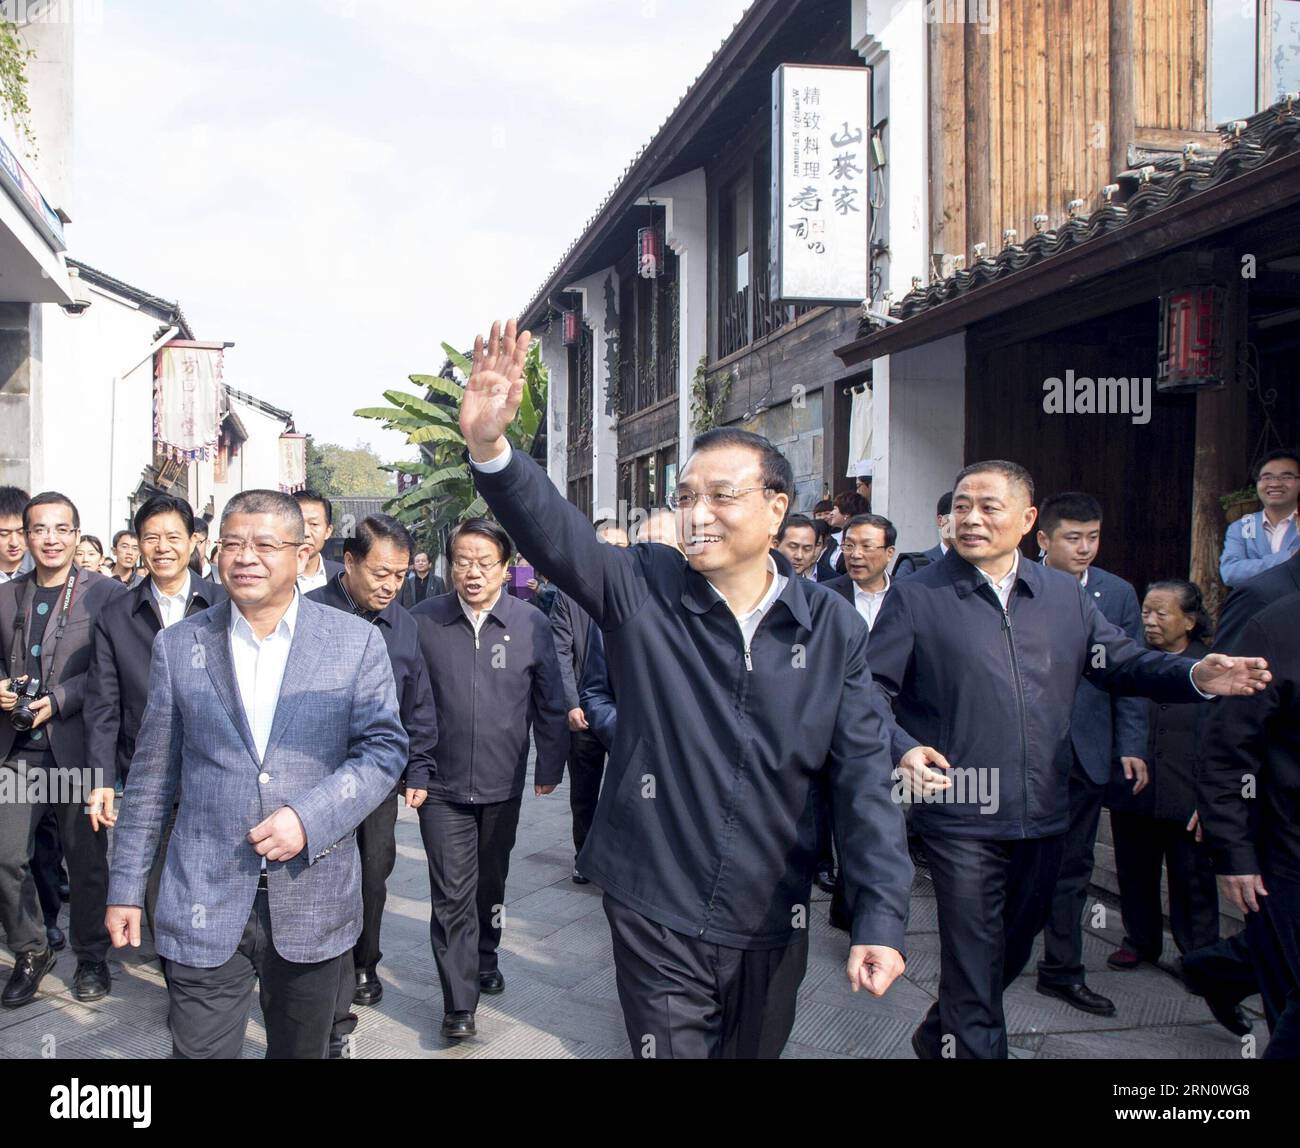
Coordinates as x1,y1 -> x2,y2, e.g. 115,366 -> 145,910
418,795 -> 522,1014
166,888 -> 342,1059
0,760 -> 110,963
917,829 -> 1066,1059
812,771 -> 837,873
602,893 -> 808,1059
32,806 -> 64,928
1183,931 -> 1257,1007
331,793 -> 399,1038
1109,811 -> 1219,961
1246,869 -> 1300,1059
1037,759 -> 1106,988
567,730 -> 606,856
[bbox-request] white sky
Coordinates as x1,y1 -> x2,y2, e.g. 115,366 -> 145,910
72,0 -> 754,460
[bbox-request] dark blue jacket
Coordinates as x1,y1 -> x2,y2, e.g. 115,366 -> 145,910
307,574 -> 439,790
893,543 -> 944,580
472,448 -> 912,953
410,589 -> 568,803
578,624 -> 617,751
1060,564 -> 1148,784
868,549 -> 1204,841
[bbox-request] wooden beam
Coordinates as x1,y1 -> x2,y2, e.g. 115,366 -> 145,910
965,20 -> 991,258
1110,0 -> 1136,180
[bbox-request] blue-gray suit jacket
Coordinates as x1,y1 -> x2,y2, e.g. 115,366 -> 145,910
106,596 -> 408,967
1220,509 -> 1299,587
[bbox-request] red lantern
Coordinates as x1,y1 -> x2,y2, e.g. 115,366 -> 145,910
638,225 -> 663,279
1157,285 -> 1225,393
562,310 -> 581,346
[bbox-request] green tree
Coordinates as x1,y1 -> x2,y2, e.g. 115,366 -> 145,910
1,20 -> 35,152
354,339 -> 546,552
306,440 -> 395,496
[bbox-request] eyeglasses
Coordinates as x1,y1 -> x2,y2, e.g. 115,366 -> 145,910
450,557 -> 503,573
841,544 -> 890,555
667,486 -> 774,511
26,525 -> 77,538
1258,472 -> 1300,484
218,537 -> 301,557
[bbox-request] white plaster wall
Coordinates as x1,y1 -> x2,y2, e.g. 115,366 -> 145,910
211,396 -> 291,527
540,334 -> 567,494
566,265 -> 618,520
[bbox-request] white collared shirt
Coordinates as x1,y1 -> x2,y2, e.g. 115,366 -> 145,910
1263,510 -> 1297,553
228,591 -> 300,762
712,555 -> 787,652
459,589 -> 503,642
853,572 -> 891,630
150,572 -> 193,629
296,554 -> 330,595
976,551 -> 1020,610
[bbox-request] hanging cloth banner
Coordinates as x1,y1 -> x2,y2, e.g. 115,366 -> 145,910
154,343 -> 223,462
278,433 -> 307,493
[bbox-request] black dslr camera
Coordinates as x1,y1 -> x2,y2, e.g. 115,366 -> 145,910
8,676 -> 48,732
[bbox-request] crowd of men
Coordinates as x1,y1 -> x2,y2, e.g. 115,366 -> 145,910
0,321 -> 1294,1060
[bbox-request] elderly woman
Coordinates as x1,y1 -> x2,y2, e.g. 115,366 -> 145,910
1107,580 -> 1222,975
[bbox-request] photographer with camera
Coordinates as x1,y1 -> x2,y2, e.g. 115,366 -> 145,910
0,493 -> 126,1008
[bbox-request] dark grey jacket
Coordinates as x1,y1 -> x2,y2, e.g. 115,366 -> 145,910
471,448 -> 911,953
410,590 -> 568,803
549,590 -> 592,712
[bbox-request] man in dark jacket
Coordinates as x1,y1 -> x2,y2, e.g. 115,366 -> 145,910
410,517 -> 568,1039
893,492 -> 952,579
307,514 -> 439,1055
84,495 -> 225,939
399,551 -> 446,608
1032,492 -> 1148,1016
1200,591 -> 1300,1058
458,319 -> 912,1060
869,460 -> 1270,1060
0,493 -> 127,1007
551,521 -> 628,885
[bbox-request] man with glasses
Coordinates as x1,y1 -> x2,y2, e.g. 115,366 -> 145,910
1221,449 -> 1300,588
824,514 -> 898,631
306,514 -> 438,1056
108,531 -> 142,588
105,489 -> 408,1058
459,319 -> 912,1059
409,519 -> 567,1039
0,493 -> 126,1008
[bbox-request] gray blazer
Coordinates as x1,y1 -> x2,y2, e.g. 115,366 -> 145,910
107,596 -> 408,967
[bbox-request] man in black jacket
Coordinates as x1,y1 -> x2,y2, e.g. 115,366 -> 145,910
410,517 -> 568,1039
1200,590 -> 1300,1058
84,495 -> 225,937
307,513 -> 439,1055
869,460 -> 1270,1059
0,493 -> 127,1007
459,320 -> 912,1060
400,551 -> 446,608
551,521 -> 628,885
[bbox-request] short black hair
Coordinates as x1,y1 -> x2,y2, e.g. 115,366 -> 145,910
1146,579 -> 1211,643
1254,449 -> 1300,481
450,517 -> 513,564
345,514 -> 414,563
111,530 -> 138,549
1038,492 -> 1104,537
193,518 -> 210,538
134,495 -> 196,538
79,535 -> 104,558
813,499 -> 834,514
954,460 -> 1035,505
690,427 -> 794,499
936,491 -> 953,517
777,513 -> 817,543
24,492 -> 80,531
844,513 -> 897,549
294,488 -> 333,526
0,486 -> 29,520
834,491 -> 870,517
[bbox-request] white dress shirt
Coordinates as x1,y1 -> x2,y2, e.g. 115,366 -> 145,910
853,572 -> 891,630
228,591 -> 300,762
150,572 -> 193,629
459,589 -> 503,645
296,554 -> 330,595
975,551 -> 1020,610
1263,509 -> 1298,553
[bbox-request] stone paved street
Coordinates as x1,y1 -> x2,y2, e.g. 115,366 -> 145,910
0,779 -> 1268,1060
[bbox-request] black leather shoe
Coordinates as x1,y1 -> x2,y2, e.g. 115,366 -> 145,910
571,866 -> 590,885
328,1029 -> 354,1059
441,1010 -> 476,1038
46,925 -> 66,952
1205,995 -> 1252,1037
479,969 -> 505,995
1037,981 -> 1116,1016
814,868 -> 837,893
353,969 -> 383,1007
72,960 -> 111,1003
2,948 -> 57,1009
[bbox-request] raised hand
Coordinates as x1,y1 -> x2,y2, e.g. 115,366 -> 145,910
459,318 -> 533,461
1190,653 -> 1271,697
